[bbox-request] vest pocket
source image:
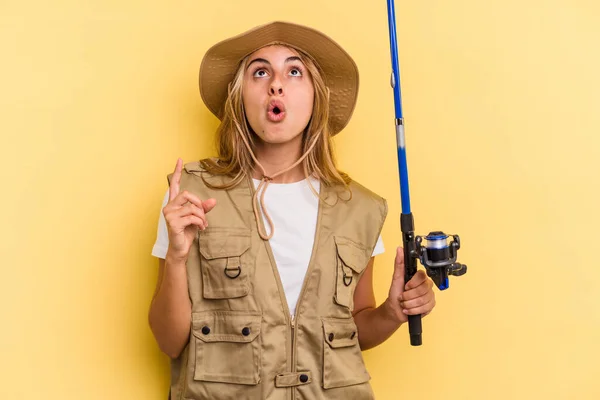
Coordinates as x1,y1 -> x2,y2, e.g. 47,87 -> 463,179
192,310 -> 262,385
321,317 -> 370,389
198,228 -> 252,299
333,236 -> 369,310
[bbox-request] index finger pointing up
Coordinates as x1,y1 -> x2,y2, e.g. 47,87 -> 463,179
169,158 -> 182,201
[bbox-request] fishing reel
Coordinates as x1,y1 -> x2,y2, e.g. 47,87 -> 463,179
412,231 -> 467,290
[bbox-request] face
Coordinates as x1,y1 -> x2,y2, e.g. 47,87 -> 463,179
242,45 -> 315,145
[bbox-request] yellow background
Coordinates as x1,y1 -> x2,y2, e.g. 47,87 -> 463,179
1,0 -> 598,399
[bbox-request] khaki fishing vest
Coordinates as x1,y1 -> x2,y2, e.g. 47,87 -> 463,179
167,160 -> 388,400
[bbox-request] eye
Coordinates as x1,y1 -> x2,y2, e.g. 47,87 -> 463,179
289,67 -> 303,77
253,68 -> 268,78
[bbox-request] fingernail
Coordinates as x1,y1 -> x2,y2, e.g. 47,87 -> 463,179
403,309 -> 408,314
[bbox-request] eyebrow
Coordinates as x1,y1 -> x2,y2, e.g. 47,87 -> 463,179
246,56 -> 303,70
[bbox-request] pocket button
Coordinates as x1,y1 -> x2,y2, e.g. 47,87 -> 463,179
202,326 -> 211,335
242,327 -> 251,336
328,333 -> 334,342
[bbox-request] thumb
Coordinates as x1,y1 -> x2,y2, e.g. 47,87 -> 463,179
393,246 -> 405,286
202,198 -> 217,213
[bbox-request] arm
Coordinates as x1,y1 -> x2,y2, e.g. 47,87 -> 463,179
352,258 -> 402,350
148,254 -> 192,359
352,247 -> 436,351
148,159 -> 217,359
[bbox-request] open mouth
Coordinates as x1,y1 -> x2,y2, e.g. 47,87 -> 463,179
267,100 -> 286,122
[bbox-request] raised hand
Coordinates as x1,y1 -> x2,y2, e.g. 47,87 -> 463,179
162,158 -> 217,262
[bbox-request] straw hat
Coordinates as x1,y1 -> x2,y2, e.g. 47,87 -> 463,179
199,21 -> 359,135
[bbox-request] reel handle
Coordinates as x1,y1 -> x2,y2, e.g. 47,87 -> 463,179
449,262 -> 467,276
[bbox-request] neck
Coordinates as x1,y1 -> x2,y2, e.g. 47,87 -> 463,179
252,135 -> 306,183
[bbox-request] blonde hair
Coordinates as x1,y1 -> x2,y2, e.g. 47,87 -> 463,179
200,44 -> 351,193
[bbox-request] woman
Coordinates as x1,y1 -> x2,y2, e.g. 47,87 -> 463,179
149,21 -> 436,400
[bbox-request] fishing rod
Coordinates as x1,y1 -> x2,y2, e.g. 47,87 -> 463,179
385,0 -> 468,346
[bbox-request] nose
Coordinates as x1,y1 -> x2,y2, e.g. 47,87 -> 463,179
269,79 -> 283,96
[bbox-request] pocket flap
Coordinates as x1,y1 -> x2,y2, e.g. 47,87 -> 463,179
193,311 -> 262,343
334,236 -> 369,274
199,229 -> 251,259
322,317 -> 359,349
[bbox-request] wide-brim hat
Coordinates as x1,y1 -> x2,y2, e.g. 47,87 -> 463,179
199,21 -> 359,135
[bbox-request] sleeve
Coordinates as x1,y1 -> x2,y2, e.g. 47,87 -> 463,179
151,189 -> 171,259
371,234 -> 385,257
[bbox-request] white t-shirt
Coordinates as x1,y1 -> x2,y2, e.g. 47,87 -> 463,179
151,178 -> 385,316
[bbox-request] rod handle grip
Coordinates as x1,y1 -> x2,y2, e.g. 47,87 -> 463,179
408,314 -> 422,346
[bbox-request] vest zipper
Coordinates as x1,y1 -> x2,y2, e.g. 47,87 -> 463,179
259,237 -> 295,397
290,314 -> 296,400
288,196 -> 324,400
